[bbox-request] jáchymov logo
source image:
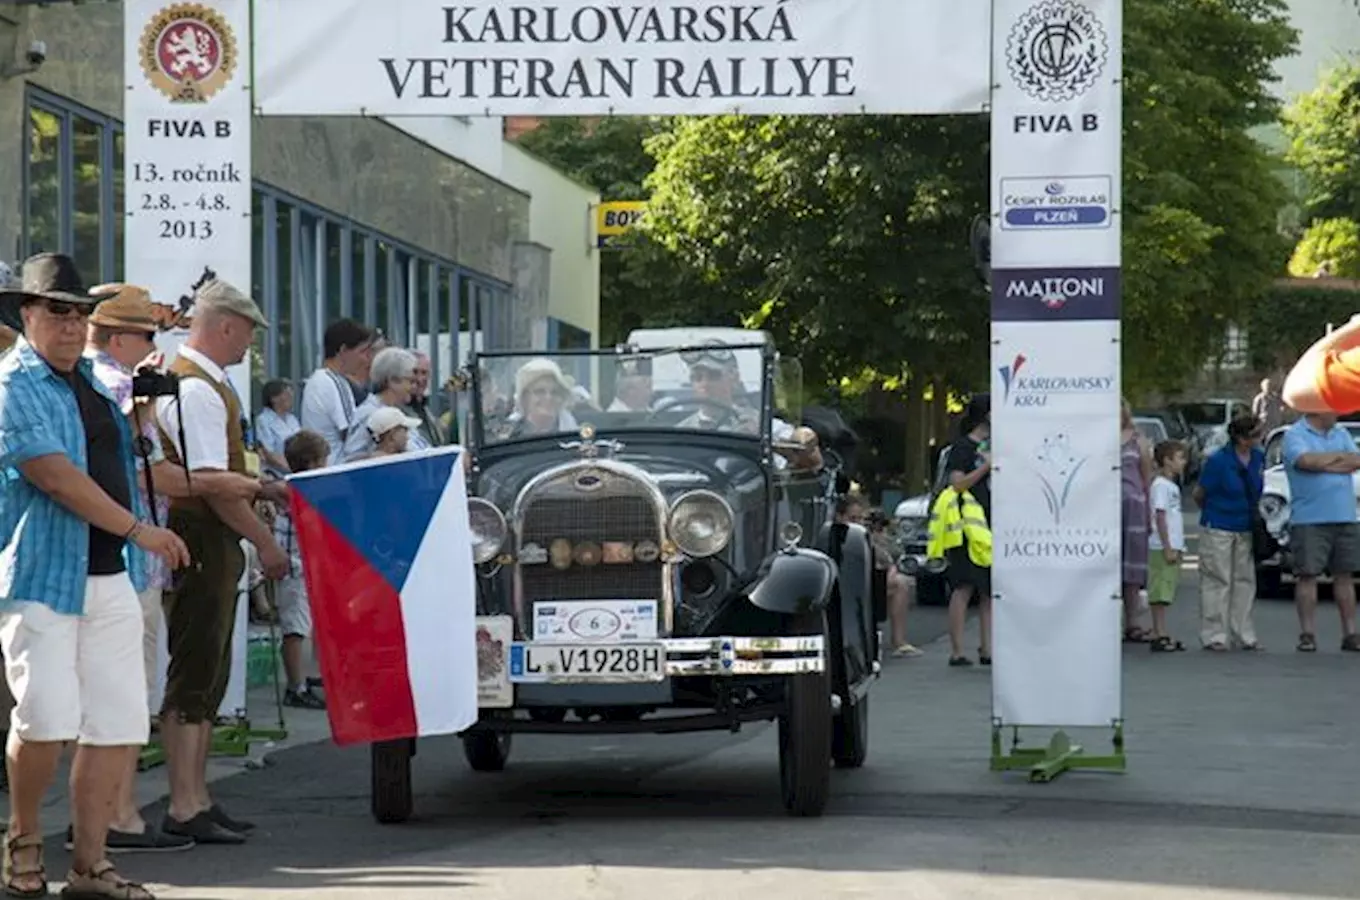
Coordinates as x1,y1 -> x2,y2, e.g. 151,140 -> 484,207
1007,0 -> 1109,103
998,354 -> 1114,407
999,527 -> 1114,561
1004,271 -> 1108,309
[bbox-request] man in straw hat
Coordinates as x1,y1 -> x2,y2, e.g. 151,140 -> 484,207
150,276 -> 289,846
79,284 -> 271,856
0,253 -> 190,899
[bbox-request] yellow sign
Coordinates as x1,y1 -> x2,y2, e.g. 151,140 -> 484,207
596,201 -> 647,249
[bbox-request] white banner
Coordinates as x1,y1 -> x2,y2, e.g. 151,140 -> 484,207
989,0 -> 1123,728
125,0 -> 254,719
253,0 -> 992,117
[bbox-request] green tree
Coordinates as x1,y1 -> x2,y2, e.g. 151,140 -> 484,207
1283,63 -> 1360,222
1288,217 -> 1360,278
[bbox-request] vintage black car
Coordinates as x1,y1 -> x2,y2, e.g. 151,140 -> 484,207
370,339 -> 880,821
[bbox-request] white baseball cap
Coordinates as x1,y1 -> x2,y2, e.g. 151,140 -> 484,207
367,406 -> 421,439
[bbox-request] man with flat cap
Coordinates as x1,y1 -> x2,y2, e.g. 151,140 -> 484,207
0,253 -> 189,899
83,283 -> 269,854
152,277 -> 289,845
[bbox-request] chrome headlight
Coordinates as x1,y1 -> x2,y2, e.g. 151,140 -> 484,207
1259,494 -> 1288,535
668,490 -> 734,558
468,498 -> 508,564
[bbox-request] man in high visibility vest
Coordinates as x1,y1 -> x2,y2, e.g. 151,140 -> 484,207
938,394 -> 993,667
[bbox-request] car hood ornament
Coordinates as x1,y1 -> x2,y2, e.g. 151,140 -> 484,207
561,423 -> 625,459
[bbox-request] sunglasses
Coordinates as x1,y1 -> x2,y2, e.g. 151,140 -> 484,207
33,299 -> 90,321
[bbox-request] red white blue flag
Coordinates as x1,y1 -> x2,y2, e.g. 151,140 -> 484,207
288,446 -> 478,745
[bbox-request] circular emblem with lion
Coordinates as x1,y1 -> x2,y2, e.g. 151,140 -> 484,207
140,3 -> 237,104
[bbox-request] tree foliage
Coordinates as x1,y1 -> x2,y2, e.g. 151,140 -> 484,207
1245,283 -> 1360,373
1283,63 -> 1360,222
1287,217 -> 1360,278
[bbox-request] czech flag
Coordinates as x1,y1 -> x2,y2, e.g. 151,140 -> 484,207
288,446 -> 478,746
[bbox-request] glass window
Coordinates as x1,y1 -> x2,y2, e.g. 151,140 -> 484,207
393,249 -> 411,343
26,105 -> 62,256
71,115 -> 103,283
112,130 -> 125,280
415,260 -> 432,339
326,222 -> 343,323
276,200 -> 294,383
351,232 -> 367,321
374,241 -> 390,335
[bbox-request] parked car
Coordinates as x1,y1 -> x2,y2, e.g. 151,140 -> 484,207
368,338 -> 880,823
1174,398 -> 1251,458
1134,406 -> 1202,478
1132,415 -> 1168,445
1256,420 -> 1360,596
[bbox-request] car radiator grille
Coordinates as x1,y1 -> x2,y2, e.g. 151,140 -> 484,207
519,492 -> 666,618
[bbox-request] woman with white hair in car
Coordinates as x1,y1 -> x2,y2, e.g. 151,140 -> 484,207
502,358 -> 579,439
340,346 -> 430,461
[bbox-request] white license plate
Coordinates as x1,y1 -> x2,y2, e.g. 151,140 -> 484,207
509,642 -> 665,683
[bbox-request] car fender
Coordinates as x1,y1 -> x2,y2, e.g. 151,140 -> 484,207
746,547 -> 837,616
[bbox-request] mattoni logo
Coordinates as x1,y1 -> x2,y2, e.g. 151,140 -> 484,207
991,267 -> 1121,322
997,354 -> 1114,407
1007,0 -> 1109,103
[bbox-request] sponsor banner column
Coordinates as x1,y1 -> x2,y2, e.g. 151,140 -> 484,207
990,0 -> 1123,727
125,0 -> 254,718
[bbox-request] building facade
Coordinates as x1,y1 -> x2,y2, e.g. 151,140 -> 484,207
0,1 -> 600,408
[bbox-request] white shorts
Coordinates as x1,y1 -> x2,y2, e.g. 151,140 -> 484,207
0,573 -> 151,746
138,588 -> 163,702
276,576 -> 312,639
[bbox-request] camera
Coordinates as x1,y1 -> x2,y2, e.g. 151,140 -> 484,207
132,368 -> 180,398
25,41 -> 47,68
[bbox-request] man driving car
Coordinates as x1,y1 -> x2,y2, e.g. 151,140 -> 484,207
678,342 -> 821,470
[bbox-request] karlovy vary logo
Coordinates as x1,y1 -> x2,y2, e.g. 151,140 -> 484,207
140,2 -> 237,103
1007,0 -> 1108,103
998,353 -> 1114,407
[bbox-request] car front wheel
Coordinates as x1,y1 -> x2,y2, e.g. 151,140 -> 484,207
778,612 -> 833,817
370,739 -> 414,824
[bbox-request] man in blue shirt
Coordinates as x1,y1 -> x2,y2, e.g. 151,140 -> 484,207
0,254 -> 188,898
1281,411 -> 1360,653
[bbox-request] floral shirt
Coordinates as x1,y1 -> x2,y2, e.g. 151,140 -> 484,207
87,349 -> 170,590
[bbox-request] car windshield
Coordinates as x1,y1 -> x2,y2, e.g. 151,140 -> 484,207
1178,402 -> 1228,426
469,345 -> 802,447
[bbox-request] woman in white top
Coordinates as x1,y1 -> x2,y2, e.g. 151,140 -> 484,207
255,379 -> 301,478
341,347 -> 431,461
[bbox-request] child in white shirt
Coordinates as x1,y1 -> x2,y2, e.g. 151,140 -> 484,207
1148,440 -> 1189,652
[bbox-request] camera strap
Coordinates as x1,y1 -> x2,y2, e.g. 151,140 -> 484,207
130,402 -> 161,528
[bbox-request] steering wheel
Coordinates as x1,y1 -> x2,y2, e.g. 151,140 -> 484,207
648,397 -> 742,430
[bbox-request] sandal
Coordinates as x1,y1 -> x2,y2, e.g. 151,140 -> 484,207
1203,642 -> 1228,652
1342,634 -> 1360,653
1297,633 -> 1317,653
3,832 -> 46,899
1123,627 -> 1152,644
1151,636 -> 1186,652
61,860 -> 154,899
1240,642 -> 1266,652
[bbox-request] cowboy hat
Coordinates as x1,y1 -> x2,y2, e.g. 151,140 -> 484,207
87,283 -> 160,332
0,253 -> 118,331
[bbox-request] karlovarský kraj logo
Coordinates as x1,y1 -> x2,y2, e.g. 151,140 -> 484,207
997,353 -> 1114,407
1007,0 -> 1109,103
140,2 -> 237,103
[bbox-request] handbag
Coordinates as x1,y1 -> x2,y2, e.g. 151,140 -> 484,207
1234,456 -> 1278,562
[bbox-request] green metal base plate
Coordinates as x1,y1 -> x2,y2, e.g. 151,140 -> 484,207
137,721 -> 289,772
990,721 -> 1126,783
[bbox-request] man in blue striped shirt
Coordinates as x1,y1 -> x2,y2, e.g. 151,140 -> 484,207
0,254 -> 188,899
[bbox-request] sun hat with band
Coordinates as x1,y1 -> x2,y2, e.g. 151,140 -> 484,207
367,405 -> 422,440
514,357 -> 573,403
86,283 -> 160,333
0,253 -> 118,332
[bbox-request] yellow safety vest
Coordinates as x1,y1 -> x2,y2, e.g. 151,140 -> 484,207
926,487 -> 992,567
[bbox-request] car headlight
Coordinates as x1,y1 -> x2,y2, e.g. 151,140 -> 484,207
668,490 -> 734,558
468,498 -> 508,564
